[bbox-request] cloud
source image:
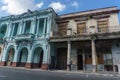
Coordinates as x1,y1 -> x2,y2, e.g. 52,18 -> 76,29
49,2 -> 66,12
0,0 -> 44,15
71,1 -> 79,9
36,2 -> 44,8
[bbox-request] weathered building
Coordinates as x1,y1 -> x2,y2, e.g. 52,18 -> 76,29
50,6 -> 120,72
0,6 -> 120,72
0,8 -> 57,70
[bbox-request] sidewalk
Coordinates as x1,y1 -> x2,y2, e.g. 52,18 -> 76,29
49,70 -> 120,77
0,66 -> 120,77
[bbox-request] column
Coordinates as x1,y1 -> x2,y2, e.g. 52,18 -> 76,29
36,19 -> 39,35
43,18 -> 47,35
1,49 -> 7,66
91,39 -> 97,72
10,23 -> 15,40
6,23 -> 12,38
25,50 -> 33,69
46,16 -> 51,38
18,20 -> 23,34
22,21 -> 25,34
67,41 -> 71,71
5,23 -> 11,38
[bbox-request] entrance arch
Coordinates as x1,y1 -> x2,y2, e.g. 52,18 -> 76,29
32,47 -> 43,68
18,47 -> 28,67
6,48 -> 15,66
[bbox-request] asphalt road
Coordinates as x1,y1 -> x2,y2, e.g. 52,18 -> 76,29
0,67 -> 120,80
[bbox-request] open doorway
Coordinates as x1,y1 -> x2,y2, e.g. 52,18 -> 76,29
56,48 -> 67,70
7,48 -> 15,66
32,47 -> 43,68
18,48 -> 28,67
77,54 -> 83,70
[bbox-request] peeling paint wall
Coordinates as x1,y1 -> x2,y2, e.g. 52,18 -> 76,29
70,48 -> 77,70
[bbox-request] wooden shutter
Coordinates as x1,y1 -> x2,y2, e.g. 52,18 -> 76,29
77,23 -> 86,34
98,20 -> 108,32
58,23 -> 67,36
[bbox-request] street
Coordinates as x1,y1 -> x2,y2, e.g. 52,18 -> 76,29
0,67 -> 120,80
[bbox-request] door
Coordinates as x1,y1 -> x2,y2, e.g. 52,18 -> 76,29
78,55 -> 83,70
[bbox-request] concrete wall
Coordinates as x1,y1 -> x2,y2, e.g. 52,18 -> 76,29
86,19 -> 98,33
109,13 -> 120,32
67,20 -> 77,35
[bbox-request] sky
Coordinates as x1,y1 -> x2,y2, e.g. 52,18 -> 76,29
0,0 -> 120,18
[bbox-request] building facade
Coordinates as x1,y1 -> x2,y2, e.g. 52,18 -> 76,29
50,6 -> 120,72
0,6 -> 120,72
0,8 -> 57,70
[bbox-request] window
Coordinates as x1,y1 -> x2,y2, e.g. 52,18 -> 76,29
24,20 -> 31,34
13,23 -> 19,36
37,18 -> 44,34
0,24 -> 7,37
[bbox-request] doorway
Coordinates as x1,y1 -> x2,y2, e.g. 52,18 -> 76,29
18,48 -> 28,67
77,55 -> 83,70
32,47 -> 43,68
56,48 -> 67,70
7,48 -> 15,66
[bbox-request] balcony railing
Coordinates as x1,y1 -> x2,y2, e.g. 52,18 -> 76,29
55,26 -> 120,36
14,33 -> 35,41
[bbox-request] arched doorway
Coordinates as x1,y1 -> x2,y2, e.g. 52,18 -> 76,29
6,48 -> 15,66
32,47 -> 43,68
18,48 -> 28,67
56,48 -> 67,70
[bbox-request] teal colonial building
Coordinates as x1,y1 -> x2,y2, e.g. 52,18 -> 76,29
0,8 -> 57,70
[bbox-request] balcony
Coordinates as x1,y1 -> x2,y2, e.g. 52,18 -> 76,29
14,33 -> 35,41
50,26 -> 120,42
